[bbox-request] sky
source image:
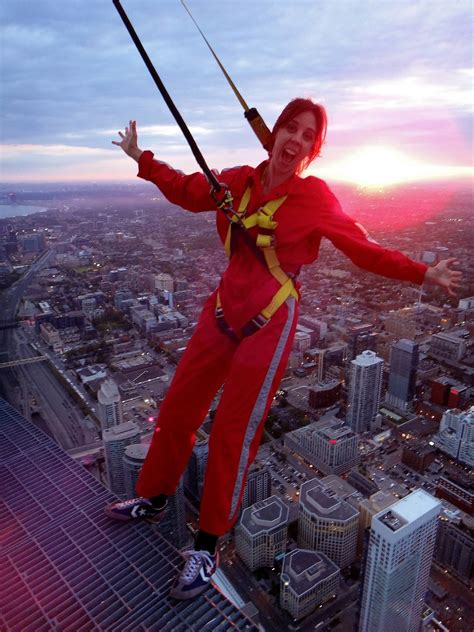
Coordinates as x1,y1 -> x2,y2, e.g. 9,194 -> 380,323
0,0 -> 473,187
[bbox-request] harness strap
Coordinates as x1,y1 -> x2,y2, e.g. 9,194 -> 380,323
218,186 -> 299,339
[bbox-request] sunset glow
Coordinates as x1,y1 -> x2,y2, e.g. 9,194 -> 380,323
321,146 -> 473,189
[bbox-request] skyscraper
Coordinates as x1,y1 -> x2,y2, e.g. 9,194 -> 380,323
347,350 -> 384,434
235,495 -> 289,571
357,490 -> 398,556
385,339 -> 419,411
97,377 -> 123,432
298,479 -> 359,568
359,489 -> 442,632
103,421 -> 140,497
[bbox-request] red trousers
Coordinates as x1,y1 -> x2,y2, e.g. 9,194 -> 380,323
136,292 -> 298,535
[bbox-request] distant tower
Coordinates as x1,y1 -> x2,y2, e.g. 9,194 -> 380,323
359,490 -> 442,632
241,464 -> 272,509
385,339 -> 419,411
103,422 -> 140,497
235,496 -> 289,571
97,378 -> 123,432
347,350 -> 384,434
298,479 -> 359,568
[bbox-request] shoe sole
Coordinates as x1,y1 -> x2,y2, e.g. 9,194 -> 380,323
169,582 -> 213,600
169,554 -> 218,600
104,506 -> 165,524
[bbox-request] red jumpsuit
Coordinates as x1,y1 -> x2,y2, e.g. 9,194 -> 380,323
135,150 -> 427,535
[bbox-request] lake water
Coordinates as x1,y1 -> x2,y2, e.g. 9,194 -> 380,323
0,204 -> 48,219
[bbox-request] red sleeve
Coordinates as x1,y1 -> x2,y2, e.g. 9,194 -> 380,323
313,179 -> 428,285
137,150 -> 216,213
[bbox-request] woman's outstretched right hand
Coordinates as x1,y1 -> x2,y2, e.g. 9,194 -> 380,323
112,119 -> 143,163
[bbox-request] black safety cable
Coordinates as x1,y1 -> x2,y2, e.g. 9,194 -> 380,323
112,0 -> 267,264
113,0 -> 221,192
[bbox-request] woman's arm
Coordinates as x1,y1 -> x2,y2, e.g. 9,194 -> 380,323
315,182 -> 463,296
112,120 -> 220,212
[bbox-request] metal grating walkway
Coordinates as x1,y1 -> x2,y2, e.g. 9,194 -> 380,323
0,399 -> 258,631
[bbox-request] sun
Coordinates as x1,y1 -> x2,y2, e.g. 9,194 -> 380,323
327,145 -> 430,189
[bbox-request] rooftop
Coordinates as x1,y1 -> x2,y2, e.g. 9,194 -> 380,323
240,495 -> 289,536
300,480 -> 359,521
281,550 -> 339,597
376,489 -> 441,531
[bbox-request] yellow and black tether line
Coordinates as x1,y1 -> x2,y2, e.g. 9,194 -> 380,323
181,0 -> 272,150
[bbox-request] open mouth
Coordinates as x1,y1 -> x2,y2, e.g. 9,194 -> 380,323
282,147 -> 297,164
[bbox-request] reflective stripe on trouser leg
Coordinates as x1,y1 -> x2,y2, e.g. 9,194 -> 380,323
135,294 -> 237,498
198,297 -> 297,535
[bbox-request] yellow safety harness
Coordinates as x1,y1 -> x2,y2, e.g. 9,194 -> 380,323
216,186 -> 299,339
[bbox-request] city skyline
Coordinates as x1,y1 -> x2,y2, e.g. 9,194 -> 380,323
1,0 -> 473,186
0,186 -> 472,629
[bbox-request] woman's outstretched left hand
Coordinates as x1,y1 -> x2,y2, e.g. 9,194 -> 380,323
424,258 -> 462,297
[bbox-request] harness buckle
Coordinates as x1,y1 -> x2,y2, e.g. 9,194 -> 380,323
241,313 -> 269,337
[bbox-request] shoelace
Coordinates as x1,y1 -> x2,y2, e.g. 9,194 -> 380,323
181,550 -> 215,582
119,497 -> 149,508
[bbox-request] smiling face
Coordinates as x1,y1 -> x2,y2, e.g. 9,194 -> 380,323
269,110 -> 318,179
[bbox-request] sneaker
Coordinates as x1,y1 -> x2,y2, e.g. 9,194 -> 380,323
104,497 -> 167,523
169,549 -> 219,600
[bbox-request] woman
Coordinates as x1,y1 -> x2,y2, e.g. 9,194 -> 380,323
105,98 -> 461,600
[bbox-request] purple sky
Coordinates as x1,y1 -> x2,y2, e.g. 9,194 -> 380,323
1,0 -> 472,185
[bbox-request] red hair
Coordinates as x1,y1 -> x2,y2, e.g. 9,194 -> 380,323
269,98 -> 327,172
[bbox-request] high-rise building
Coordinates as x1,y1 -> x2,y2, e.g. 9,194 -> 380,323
0,399 -> 257,631
123,443 -> 149,497
347,350 -> 384,434
347,323 -> 377,360
285,417 -> 359,476
280,550 -> 339,621
298,479 -> 359,568
103,422 -> 140,497
235,496 -> 289,571
385,339 -> 419,411
123,443 -> 189,549
359,489 -> 442,632
433,407 -> 474,467
97,378 -> 123,432
241,463 -> 272,509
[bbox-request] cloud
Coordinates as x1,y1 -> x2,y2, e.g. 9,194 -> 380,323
0,0 -> 472,182
1,144 -> 114,158
99,124 -> 214,138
